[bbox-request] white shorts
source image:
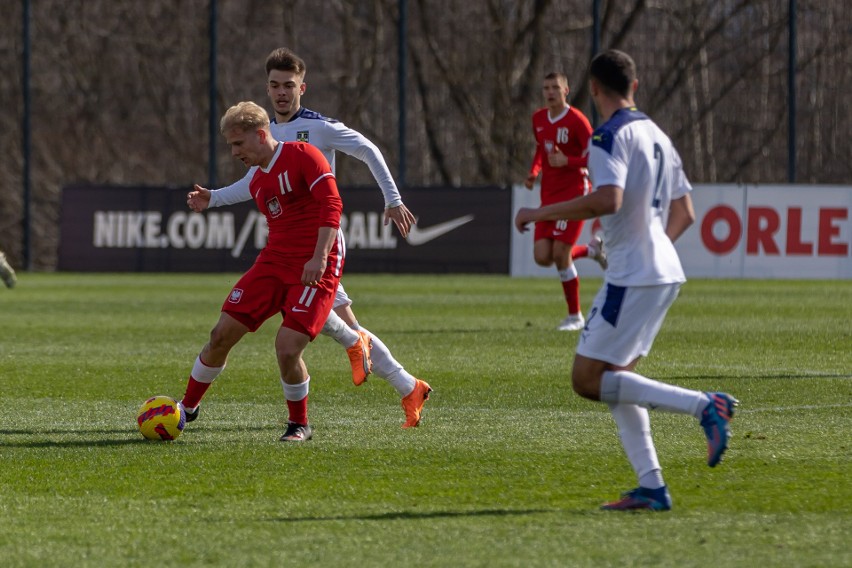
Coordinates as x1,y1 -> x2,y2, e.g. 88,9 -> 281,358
576,282 -> 681,367
333,282 -> 353,309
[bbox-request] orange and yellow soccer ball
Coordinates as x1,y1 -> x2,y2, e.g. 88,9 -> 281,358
137,396 -> 186,441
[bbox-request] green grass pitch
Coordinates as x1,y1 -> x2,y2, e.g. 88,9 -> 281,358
0,273 -> 849,567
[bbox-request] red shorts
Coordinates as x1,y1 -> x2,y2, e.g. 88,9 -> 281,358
221,259 -> 340,339
534,218 -> 584,245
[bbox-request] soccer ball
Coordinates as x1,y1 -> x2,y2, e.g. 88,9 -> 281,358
137,395 -> 186,440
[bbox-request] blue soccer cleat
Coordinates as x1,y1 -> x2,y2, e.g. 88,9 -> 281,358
601,486 -> 672,511
701,392 -> 738,467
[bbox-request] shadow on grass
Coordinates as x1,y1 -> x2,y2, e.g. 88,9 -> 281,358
0,436 -> 147,448
681,373 -> 851,381
263,508 -> 558,523
0,424 -> 281,448
0,428 -> 134,436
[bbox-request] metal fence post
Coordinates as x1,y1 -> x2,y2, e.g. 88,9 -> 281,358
22,0 -> 32,270
398,0 -> 407,188
208,0 -> 218,188
788,0 -> 797,183
591,0 -> 601,127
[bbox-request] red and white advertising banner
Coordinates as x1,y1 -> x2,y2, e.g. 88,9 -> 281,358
511,184 -> 851,280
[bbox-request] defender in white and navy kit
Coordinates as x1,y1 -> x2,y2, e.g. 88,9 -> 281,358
198,47 -> 431,429
514,50 -> 737,512
578,106 -> 687,365
216,107 -> 404,214
272,108 -> 402,209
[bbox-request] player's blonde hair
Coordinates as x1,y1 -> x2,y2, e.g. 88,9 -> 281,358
220,101 -> 270,134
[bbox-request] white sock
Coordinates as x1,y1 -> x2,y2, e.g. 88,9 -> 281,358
281,376 -> 310,401
319,310 -> 418,398
609,403 -> 664,489
320,310 -> 360,348
557,264 -> 578,282
361,328 -> 417,397
191,357 -> 224,383
601,370 -> 709,418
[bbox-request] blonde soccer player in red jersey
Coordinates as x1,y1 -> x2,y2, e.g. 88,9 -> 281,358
524,72 -> 607,331
201,48 -> 431,428
179,101 -> 345,442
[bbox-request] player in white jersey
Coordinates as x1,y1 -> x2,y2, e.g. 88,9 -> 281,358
515,50 -> 737,511
193,47 -> 430,428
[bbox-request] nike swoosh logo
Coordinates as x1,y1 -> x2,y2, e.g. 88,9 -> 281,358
292,307 -> 309,313
406,215 -> 474,246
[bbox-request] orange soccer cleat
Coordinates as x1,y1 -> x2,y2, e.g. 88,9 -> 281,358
401,379 -> 432,428
347,330 -> 373,386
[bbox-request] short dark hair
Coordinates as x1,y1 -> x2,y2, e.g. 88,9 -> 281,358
544,71 -> 569,86
589,49 -> 636,98
265,47 -> 306,78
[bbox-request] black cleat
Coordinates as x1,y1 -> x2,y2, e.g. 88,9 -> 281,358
183,404 -> 200,423
280,422 -> 312,442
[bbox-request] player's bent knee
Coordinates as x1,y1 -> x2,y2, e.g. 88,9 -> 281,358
208,326 -> 236,353
571,378 -> 600,401
276,350 -> 300,367
571,360 -> 604,401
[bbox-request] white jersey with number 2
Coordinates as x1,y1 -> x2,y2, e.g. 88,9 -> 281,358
587,107 -> 688,287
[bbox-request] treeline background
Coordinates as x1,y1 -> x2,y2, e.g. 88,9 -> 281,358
1,0 -> 849,269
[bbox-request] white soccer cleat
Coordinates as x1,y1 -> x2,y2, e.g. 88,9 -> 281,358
0,252 -> 17,289
557,313 -> 585,331
588,234 -> 608,270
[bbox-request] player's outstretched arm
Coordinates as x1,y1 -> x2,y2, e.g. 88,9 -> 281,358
514,186 -> 621,233
384,204 -> 416,238
324,122 -> 408,213
187,184 -> 212,212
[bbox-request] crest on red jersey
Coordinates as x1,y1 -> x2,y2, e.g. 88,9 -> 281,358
266,196 -> 282,218
228,288 -> 244,303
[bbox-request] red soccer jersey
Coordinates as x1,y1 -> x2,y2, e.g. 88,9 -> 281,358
528,105 -> 593,205
250,141 -> 343,266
